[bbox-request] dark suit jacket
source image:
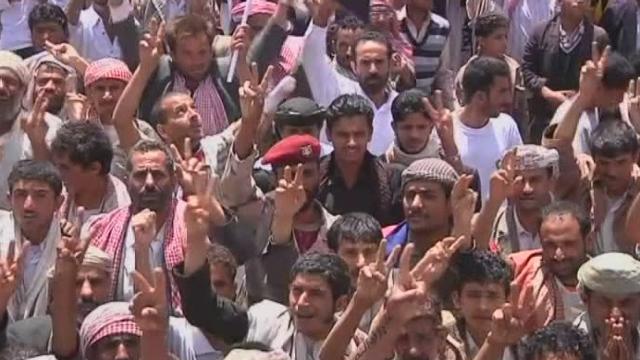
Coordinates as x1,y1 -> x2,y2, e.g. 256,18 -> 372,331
521,15 -> 609,142
600,0 -> 639,58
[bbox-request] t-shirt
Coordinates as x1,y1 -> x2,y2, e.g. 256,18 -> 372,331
453,113 -> 523,201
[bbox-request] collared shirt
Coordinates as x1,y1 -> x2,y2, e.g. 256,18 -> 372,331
506,0 -> 557,62
318,153 -> 381,219
405,14 -> 430,43
513,208 -> 541,251
596,194 -> 626,255
118,223 -> 166,301
0,0 -> 39,50
23,241 -> 45,291
555,278 -> 584,322
70,5 -> 129,62
303,23 -> 398,156
399,11 -> 450,92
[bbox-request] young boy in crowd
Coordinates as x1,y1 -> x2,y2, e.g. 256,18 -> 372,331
449,250 -> 516,360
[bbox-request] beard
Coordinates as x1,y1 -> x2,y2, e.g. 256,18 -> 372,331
46,94 -> 65,115
130,186 -> 174,212
77,300 -> 100,325
0,96 -> 22,125
360,73 -> 388,95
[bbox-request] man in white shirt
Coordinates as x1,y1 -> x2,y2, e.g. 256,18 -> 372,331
453,56 -> 522,201
504,0 -> 557,62
0,160 -> 63,322
66,0 -> 139,67
303,0 -> 397,156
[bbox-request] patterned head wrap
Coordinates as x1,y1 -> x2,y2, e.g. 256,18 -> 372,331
231,0 -> 278,23
0,51 -> 28,87
578,253 -> 640,296
84,58 -> 132,88
82,245 -> 113,274
503,145 -> 560,179
401,158 -> 459,191
79,302 -> 141,357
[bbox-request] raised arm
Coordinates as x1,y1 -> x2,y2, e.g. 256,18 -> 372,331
472,150 -> 523,249
112,22 -> 164,152
52,210 -> 93,358
247,0 -> 293,78
65,0 -> 84,26
320,241 -> 400,360
474,285 -> 530,360
23,91 -> 52,161
450,174 -> 478,248
131,209 -> 157,290
132,269 -> 172,360
353,237 -> 466,360
220,65 -> 272,208
554,44 -> 609,144
302,0 -> 342,107
175,182 -> 249,344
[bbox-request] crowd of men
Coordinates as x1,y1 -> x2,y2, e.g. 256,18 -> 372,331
0,0 -> 638,359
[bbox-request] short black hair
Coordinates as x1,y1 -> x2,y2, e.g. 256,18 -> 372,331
391,88 -> 429,123
461,56 -> 511,104
541,201 -> 591,239
521,322 -> 596,360
474,12 -> 509,38
290,252 -> 352,301
51,122 -> 113,175
8,160 -> 63,196
126,140 -> 175,174
327,15 -> 365,59
602,52 -> 635,90
327,212 -> 383,252
326,94 -> 374,131
207,243 -> 238,279
351,29 -> 393,60
332,14 -> 365,35
453,250 -> 512,295
151,92 -> 186,126
590,119 -> 639,158
28,3 -> 68,37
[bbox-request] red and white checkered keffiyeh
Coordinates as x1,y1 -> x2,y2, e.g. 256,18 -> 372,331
231,0 -> 303,85
84,58 -> 133,88
230,0 -> 277,23
173,74 -> 228,136
79,302 -> 142,357
90,199 -> 187,314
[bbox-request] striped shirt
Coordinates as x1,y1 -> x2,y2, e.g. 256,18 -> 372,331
400,12 -> 450,92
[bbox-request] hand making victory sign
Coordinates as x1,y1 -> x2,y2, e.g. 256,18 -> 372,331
353,239 -> 401,309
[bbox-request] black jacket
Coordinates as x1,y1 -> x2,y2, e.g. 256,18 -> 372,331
600,0 -> 639,58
